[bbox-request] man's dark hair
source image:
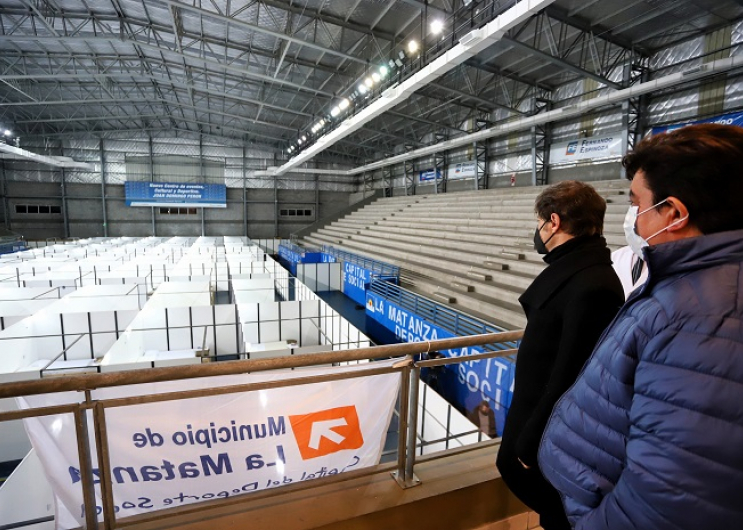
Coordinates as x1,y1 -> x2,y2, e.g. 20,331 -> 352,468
534,180 -> 606,237
623,124 -> 743,234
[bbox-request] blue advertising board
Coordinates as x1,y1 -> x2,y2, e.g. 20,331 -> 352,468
277,244 -> 325,275
343,262 -> 371,305
365,291 -> 515,435
418,168 -> 442,182
125,182 -> 227,208
651,110 -> 743,135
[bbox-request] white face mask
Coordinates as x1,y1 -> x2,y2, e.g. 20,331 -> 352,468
623,199 -> 689,259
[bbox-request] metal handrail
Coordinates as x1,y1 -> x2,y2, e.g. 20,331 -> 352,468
0,330 -> 523,529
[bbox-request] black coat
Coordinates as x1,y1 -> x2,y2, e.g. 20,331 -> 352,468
496,235 -> 624,529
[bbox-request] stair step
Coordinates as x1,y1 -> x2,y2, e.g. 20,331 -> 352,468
466,271 -> 492,281
483,261 -> 510,271
432,292 -> 456,303
451,281 -> 474,292
500,251 -> 525,260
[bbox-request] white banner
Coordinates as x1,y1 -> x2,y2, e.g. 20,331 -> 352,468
448,161 -> 476,179
550,132 -> 623,164
19,361 -> 401,529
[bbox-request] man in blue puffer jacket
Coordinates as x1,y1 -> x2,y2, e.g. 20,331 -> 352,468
538,124 -> 743,530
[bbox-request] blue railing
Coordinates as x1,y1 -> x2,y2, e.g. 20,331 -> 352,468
322,245 -> 400,280
0,240 -> 27,255
369,279 -> 517,351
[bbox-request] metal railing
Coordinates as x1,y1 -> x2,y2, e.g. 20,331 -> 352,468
0,330 -> 523,530
321,245 -> 400,279
369,279 -> 515,345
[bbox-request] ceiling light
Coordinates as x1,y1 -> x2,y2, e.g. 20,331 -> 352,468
3,130 -> 11,137
395,58 -> 404,67
339,98 -> 350,110
372,72 -> 381,83
364,77 -> 374,88
430,19 -> 444,35
301,135 -> 307,141
408,40 -> 419,54
379,65 -> 389,78
358,84 -> 368,94
298,138 -> 303,145
330,106 -> 341,117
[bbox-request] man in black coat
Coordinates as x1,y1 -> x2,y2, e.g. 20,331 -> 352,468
496,180 -> 624,530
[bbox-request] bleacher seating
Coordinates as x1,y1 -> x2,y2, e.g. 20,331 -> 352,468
299,179 -> 630,330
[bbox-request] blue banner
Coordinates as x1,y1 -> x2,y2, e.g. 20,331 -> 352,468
277,244 -> 325,275
343,262 -> 371,305
651,110 -> 743,135
125,182 -> 226,208
418,168 -> 442,182
365,291 -> 515,435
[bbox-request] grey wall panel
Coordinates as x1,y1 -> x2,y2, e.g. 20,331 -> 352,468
1,181 -> 353,239
550,162 -> 623,183
69,221 -> 105,238
205,222 -> 242,236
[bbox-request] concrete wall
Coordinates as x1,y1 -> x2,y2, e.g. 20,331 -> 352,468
1,182 -> 352,240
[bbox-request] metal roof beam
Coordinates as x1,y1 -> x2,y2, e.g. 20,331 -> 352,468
502,36 -> 622,89
543,6 -> 644,55
167,1 -> 367,65
254,0 -> 396,42
0,36 -> 336,98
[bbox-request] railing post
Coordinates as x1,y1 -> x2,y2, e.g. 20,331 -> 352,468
74,403 -> 99,529
92,402 -> 116,530
404,364 -> 422,487
392,362 -> 410,488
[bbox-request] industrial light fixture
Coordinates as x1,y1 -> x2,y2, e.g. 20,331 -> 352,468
286,44 -> 414,158
430,19 -> 444,35
2,129 -> 10,137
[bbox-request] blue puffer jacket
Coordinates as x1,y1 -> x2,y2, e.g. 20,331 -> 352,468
538,229 -> 743,530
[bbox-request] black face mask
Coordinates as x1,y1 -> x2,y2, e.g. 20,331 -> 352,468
533,221 -> 554,254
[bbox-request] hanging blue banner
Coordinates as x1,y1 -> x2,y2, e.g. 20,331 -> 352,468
125,182 -> 227,208
365,291 -> 515,435
651,110 -> 743,135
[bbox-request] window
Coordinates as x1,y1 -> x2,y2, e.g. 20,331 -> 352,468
278,207 -> 314,220
15,204 -> 61,215
159,207 -> 198,215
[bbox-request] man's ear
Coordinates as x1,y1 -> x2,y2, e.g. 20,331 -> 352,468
550,212 -> 562,233
664,197 -> 691,232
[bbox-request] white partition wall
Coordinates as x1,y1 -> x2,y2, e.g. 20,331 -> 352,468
296,262 -> 343,292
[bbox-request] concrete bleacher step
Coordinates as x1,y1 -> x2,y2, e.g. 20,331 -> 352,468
306,232 -> 542,286
431,292 -> 456,304
466,271 -> 493,281
451,281 -> 474,292
304,234 -> 531,314
483,261 -> 509,271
